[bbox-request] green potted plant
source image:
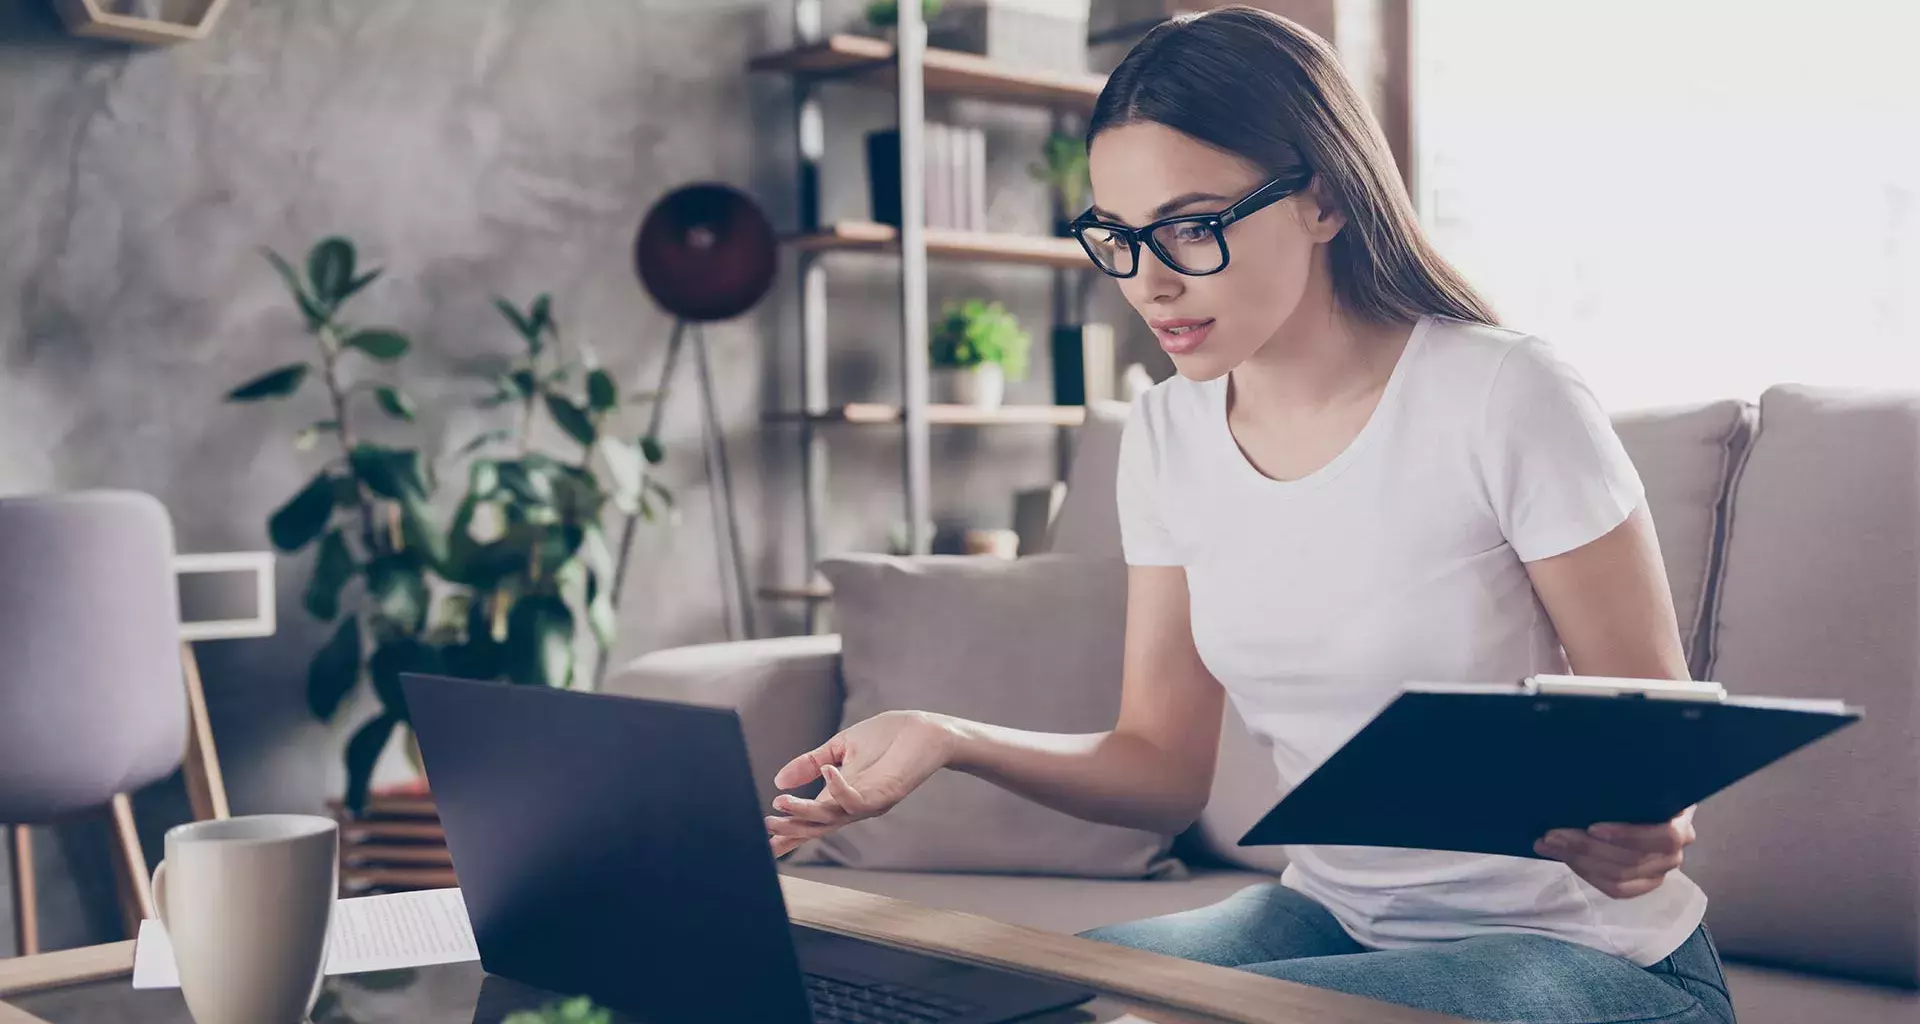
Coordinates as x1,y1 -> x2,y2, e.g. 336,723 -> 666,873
865,0 -> 943,37
230,237 -> 671,814
929,298 -> 1030,410
1030,131 -> 1090,236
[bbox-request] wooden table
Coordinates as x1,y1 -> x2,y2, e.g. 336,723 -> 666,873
0,876 -> 1463,1024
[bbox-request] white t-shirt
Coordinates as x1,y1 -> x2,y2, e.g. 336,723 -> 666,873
1117,314 -> 1707,967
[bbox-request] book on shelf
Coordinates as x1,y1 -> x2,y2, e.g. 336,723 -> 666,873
866,123 -> 989,232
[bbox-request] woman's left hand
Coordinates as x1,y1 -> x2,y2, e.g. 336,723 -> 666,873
1535,805 -> 1697,899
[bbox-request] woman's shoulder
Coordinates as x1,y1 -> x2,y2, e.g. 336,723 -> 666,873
1413,316 -> 1591,406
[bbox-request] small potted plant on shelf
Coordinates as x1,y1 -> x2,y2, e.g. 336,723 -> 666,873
864,0 -> 944,40
930,298 -> 1029,410
1030,131 -> 1090,237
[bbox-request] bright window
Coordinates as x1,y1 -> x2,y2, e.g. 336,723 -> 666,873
1414,1 -> 1920,409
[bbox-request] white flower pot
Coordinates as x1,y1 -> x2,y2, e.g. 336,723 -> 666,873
943,364 -> 1005,409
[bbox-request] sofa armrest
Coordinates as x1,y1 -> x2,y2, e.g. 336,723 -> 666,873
602,635 -> 844,811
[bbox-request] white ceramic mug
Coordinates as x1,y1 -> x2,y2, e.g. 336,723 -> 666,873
150,814 -> 338,1024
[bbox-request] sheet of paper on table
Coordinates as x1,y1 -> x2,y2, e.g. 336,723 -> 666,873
132,887 -> 480,989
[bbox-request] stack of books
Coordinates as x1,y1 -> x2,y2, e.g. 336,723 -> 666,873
328,781 -> 457,895
866,122 -> 989,233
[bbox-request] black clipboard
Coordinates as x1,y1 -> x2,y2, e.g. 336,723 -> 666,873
1237,675 -> 1863,860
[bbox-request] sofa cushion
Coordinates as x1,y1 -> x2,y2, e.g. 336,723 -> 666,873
1721,962 -> 1920,1024
1611,400 -> 1754,676
1691,386 -> 1920,987
780,863 -> 1269,936
1047,399 -> 1130,559
795,554 -> 1181,878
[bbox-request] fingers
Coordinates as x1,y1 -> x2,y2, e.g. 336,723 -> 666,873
820,763 -> 875,816
1585,819 -> 1693,855
771,793 -> 843,825
765,814 -> 840,841
774,738 -> 844,790
770,835 -> 807,859
1537,830 -> 1666,870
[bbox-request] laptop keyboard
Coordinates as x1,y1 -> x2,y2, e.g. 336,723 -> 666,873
804,972 -> 975,1024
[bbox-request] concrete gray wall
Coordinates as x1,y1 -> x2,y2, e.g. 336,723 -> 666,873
0,0 -> 1154,952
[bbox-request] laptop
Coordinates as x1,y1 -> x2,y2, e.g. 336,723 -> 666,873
401,673 -> 1098,1024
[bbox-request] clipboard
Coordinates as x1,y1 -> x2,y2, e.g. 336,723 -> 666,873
1237,674 -> 1863,860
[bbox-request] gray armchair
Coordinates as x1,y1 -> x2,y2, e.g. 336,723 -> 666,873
1,491 -> 190,955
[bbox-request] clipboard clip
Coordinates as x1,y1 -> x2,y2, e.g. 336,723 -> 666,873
1523,674 -> 1728,703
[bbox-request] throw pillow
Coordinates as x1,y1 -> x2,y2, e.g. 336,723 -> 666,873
792,553 -> 1184,879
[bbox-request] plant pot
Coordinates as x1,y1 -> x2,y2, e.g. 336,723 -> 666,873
942,363 -> 1006,409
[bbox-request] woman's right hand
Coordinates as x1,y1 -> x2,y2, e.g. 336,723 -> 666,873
766,710 -> 960,859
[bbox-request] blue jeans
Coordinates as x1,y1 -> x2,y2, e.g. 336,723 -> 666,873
1078,883 -> 1736,1024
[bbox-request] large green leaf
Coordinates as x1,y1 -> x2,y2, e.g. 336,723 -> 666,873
510,369 -> 538,399
374,386 -> 417,422
306,616 -> 362,721
530,294 -> 552,338
368,636 -> 441,721
346,329 -> 410,362
262,248 -> 329,329
269,472 -> 339,552
505,594 -> 575,688
495,461 -> 553,506
343,711 -> 398,815
639,435 -> 665,465
534,523 -> 586,579
336,267 -> 383,305
307,237 -> 356,305
586,368 -> 617,412
442,634 -> 503,682
365,555 -> 430,634
304,530 -> 356,621
397,490 -> 448,574
332,475 -> 363,510
350,445 -> 427,500
545,394 -> 595,447
548,465 -> 603,520
494,297 -> 541,353
228,364 -> 310,401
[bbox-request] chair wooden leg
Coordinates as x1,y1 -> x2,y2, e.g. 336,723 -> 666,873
179,642 -> 230,822
107,794 -> 153,939
7,824 -> 37,957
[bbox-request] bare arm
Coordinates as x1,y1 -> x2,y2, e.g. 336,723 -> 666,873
1524,504 -> 1690,681
768,565 -> 1224,850
944,565 -> 1226,834
1524,504 -> 1699,897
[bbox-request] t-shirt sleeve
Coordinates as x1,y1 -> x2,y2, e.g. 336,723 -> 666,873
1115,402 -> 1185,566
1477,337 -> 1645,563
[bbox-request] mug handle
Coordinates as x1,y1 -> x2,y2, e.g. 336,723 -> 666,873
149,860 -> 168,927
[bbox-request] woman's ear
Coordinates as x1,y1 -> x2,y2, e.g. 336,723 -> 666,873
1293,175 -> 1347,243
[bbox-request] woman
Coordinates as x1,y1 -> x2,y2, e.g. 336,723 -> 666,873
764,7 -> 1735,1022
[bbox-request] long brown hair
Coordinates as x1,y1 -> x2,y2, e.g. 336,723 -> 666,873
1089,5 -> 1498,326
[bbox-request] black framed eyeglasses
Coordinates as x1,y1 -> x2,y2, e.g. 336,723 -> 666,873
1068,168 -> 1315,278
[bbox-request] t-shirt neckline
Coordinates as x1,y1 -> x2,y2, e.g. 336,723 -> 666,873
1212,314 -> 1434,493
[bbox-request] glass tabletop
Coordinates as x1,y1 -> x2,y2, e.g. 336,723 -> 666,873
7,961 -> 1170,1024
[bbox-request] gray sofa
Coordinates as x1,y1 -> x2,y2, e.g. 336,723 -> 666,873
607,386 -> 1920,1023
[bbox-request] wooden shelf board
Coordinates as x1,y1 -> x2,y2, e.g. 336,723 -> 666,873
750,34 -> 1105,110
787,222 -> 1089,269
770,404 -> 1089,427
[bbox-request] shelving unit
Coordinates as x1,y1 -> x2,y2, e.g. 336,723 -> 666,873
754,2 -> 1103,632
786,222 -> 1087,269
